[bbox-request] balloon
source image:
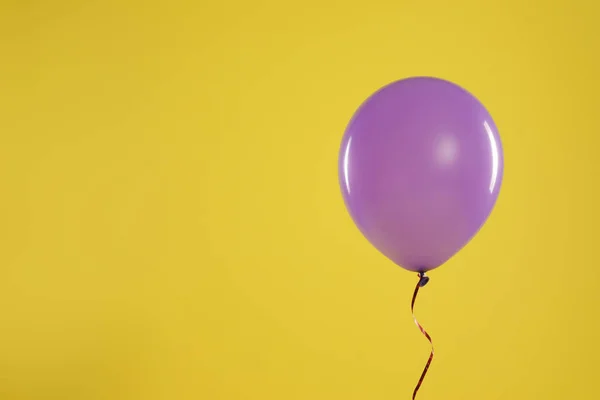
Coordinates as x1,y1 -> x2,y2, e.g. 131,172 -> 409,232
338,77 -> 503,272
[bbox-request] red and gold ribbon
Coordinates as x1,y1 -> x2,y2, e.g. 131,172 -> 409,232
411,272 -> 433,399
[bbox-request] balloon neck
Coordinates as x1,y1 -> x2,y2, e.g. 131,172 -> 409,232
418,272 -> 430,287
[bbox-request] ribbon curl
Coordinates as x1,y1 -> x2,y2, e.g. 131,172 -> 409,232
411,272 -> 433,400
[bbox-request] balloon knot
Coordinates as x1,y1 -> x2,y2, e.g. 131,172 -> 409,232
418,272 -> 429,287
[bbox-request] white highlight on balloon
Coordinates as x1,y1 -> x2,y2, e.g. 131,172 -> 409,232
483,120 -> 500,193
435,134 -> 459,166
343,136 -> 353,194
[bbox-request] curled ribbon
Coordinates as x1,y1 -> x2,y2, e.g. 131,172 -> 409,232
411,272 -> 433,399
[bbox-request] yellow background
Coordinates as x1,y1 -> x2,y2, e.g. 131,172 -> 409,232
0,1 -> 598,399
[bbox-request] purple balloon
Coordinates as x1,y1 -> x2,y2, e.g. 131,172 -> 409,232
338,77 -> 503,272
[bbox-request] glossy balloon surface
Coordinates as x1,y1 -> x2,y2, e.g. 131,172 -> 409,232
339,77 -> 503,272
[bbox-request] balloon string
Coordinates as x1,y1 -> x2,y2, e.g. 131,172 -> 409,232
411,272 -> 433,400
